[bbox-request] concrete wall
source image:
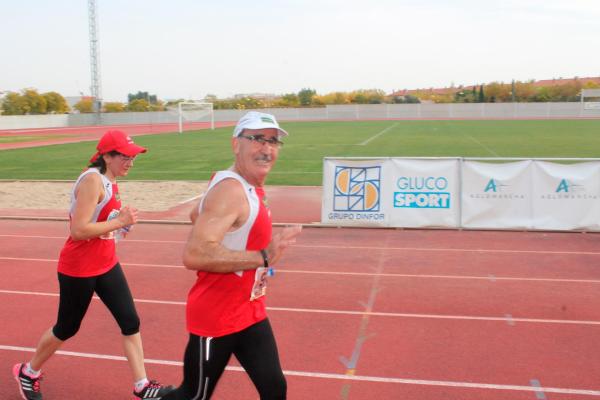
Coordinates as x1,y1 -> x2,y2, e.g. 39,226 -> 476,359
1,102 -> 599,131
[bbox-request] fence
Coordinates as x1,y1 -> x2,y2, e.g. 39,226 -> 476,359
1,102 -> 599,131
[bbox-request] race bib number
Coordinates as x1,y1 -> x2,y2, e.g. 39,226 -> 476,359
100,209 -> 120,240
250,267 -> 268,301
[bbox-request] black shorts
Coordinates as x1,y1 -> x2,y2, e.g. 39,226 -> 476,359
52,263 -> 140,340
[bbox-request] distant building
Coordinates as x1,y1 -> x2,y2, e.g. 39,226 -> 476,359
233,93 -> 277,101
531,77 -> 600,87
389,76 -> 600,98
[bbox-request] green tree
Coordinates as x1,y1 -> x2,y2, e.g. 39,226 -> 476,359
298,88 -> 316,106
74,98 -> 94,113
149,100 -> 166,111
235,97 -> 263,109
1,92 -> 27,115
404,95 -> 420,104
478,85 -> 485,102
103,102 -> 125,112
42,91 -> 69,113
513,81 -> 536,102
22,89 -> 47,114
128,91 -> 158,104
274,93 -> 299,107
485,82 -> 511,102
454,88 -> 475,103
331,92 -> 349,104
212,99 -> 236,110
126,99 -> 150,112
349,89 -> 385,104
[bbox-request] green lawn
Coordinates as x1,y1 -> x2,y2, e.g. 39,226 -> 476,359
1,120 -> 599,185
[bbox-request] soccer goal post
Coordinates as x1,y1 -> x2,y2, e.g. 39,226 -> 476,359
581,89 -> 600,110
175,101 -> 215,133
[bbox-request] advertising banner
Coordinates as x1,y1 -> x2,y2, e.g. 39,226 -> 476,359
461,160 -> 532,229
321,158 -> 391,227
531,161 -> 600,230
321,157 -> 600,231
388,158 -> 460,228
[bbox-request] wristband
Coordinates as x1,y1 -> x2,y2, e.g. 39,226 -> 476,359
260,249 -> 269,269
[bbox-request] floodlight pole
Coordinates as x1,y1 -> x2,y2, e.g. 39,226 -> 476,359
178,102 -> 183,133
88,0 -> 102,117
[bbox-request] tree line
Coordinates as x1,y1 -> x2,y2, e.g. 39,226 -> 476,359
411,79 -> 599,104
2,79 -> 598,115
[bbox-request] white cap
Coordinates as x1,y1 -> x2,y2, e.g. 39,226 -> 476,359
232,111 -> 289,138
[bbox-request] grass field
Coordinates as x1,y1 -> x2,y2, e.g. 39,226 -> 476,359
1,119 -> 599,185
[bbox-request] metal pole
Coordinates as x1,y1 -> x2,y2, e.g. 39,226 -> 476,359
88,0 -> 102,120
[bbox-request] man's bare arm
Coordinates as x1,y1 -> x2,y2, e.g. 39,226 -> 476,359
182,179 -> 264,272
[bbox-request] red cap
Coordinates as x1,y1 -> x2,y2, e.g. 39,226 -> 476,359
89,130 -> 147,163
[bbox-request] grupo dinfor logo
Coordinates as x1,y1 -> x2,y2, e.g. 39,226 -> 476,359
333,166 -> 381,212
394,176 -> 450,208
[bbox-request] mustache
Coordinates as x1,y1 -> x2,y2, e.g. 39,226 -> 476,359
256,154 -> 272,162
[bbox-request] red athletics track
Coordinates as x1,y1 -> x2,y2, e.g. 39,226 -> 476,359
1,219 -> 600,399
0,121 -> 236,150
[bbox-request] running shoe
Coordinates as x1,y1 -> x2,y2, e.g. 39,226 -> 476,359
133,380 -> 175,399
12,363 -> 43,400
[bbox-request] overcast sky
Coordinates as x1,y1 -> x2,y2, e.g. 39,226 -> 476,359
1,0 -> 599,102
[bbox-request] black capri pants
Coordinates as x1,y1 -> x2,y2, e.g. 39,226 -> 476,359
52,263 -> 140,341
162,318 -> 286,400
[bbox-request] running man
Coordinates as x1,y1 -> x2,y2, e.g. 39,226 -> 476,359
162,112 -> 302,399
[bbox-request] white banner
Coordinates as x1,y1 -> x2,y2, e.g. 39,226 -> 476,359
461,160 -> 532,229
389,158 -> 460,228
584,102 -> 600,110
321,158 -> 390,227
532,161 -> 600,230
321,157 -> 600,231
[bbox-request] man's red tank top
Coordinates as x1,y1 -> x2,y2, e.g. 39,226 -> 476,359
186,171 -> 272,337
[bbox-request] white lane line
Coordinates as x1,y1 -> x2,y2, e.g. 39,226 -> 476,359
1,345 -> 599,396
0,234 -> 186,244
463,133 -> 500,157
2,257 -> 600,285
358,123 -> 399,146
293,244 -> 600,256
283,270 -> 600,284
2,289 -> 600,326
2,235 -> 599,256
178,194 -> 203,205
0,257 -> 184,269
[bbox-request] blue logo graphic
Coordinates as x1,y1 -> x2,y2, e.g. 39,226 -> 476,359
394,192 -> 450,208
333,166 -> 381,212
556,179 -> 584,193
484,179 -> 509,193
394,175 -> 451,209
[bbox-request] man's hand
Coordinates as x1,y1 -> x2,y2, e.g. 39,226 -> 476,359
266,225 -> 303,265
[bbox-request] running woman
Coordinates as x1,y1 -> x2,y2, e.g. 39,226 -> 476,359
13,130 -> 173,400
